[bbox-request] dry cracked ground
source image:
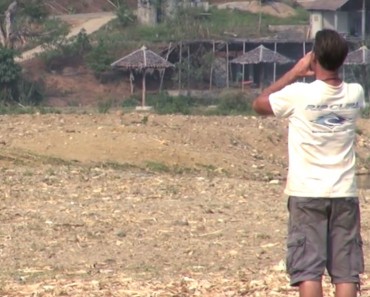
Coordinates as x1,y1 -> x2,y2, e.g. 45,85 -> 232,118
0,112 -> 370,296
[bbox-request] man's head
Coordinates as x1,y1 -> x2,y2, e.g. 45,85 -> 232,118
312,29 -> 348,71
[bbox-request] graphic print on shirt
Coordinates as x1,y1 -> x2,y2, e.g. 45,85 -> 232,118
312,112 -> 347,128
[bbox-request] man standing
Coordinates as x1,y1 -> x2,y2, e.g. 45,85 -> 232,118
253,29 -> 365,297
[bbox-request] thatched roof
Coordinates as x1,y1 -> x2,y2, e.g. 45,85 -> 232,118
297,0 -> 349,11
230,45 -> 292,65
111,46 -> 174,70
344,46 -> 370,65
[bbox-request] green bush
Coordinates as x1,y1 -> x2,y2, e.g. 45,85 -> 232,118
17,77 -> 45,105
122,95 -> 140,108
20,0 -> 49,21
147,93 -> 196,115
211,90 -> 255,115
97,98 -> 116,113
116,3 -> 136,27
86,38 -> 114,79
0,46 -> 22,102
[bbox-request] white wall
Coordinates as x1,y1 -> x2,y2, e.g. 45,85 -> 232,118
310,11 -> 323,38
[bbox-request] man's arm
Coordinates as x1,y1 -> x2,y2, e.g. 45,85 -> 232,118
252,52 -> 315,116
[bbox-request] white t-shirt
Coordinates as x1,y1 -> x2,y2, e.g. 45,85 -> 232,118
269,80 -> 365,197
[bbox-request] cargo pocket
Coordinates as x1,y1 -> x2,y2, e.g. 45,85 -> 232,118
286,234 -> 306,275
350,235 -> 364,275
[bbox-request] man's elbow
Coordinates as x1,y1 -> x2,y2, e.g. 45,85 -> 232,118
252,100 -> 261,114
252,99 -> 273,115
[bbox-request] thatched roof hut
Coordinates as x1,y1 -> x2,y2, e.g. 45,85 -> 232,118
344,46 -> 370,65
231,45 -> 292,88
230,45 -> 292,65
111,46 -> 174,108
111,46 -> 174,70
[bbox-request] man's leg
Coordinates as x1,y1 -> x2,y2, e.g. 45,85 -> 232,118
328,198 -> 363,297
286,197 -> 328,293
299,280 -> 323,297
335,283 -> 357,297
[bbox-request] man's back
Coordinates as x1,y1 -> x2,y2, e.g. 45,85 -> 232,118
269,80 -> 365,197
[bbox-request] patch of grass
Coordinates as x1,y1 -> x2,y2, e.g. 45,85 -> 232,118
145,161 -> 170,173
361,105 -> 370,118
97,98 -> 115,113
0,104 -> 61,115
99,161 -> 138,171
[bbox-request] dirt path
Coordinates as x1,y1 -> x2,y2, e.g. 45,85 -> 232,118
16,12 -> 116,63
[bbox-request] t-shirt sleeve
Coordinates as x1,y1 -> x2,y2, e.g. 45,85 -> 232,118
269,82 -> 304,118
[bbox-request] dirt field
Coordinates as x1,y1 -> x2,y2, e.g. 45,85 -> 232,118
6,1 -> 369,295
0,112 -> 369,296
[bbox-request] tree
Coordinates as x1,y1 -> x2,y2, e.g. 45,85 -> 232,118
0,46 -> 21,101
0,1 -> 18,48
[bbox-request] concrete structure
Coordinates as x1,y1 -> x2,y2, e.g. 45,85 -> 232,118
298,0 -> 369,40
137,0 -> 157,25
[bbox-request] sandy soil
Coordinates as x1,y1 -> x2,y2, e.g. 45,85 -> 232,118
4,1 -> 370,295
0,113 -> 369,296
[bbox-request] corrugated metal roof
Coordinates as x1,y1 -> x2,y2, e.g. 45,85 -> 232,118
297,0 -> 349,11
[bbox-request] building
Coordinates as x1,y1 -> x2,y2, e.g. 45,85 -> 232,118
297,0 -> 369,40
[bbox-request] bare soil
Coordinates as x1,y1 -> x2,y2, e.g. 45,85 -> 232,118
3,2 -> 369,296
0,113 -> 369,296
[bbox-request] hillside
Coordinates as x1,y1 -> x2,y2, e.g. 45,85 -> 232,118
18,0 -> 303,108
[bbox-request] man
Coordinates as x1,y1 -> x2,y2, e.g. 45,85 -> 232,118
253,29 -> 365,297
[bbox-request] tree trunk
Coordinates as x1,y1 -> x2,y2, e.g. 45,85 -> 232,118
2,1 -> 18,48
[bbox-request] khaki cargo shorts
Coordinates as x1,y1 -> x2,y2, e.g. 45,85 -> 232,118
286,196 -> 364,286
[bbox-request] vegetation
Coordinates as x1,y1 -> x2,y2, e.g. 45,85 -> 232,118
142,91 -> 255,116
113,6 -> 309,42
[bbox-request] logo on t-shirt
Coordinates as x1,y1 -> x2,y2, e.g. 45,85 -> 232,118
313,113 -> 347,128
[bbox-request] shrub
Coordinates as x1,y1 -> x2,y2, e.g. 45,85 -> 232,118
17,77 -> 45,105
0,46 -> 22,102
116,3 -> 136,27
212,90 -> 254,115
20,0 -> 49,21
147,92 -> 196,114
122,95 -> 140,108
86,38 -> 114,80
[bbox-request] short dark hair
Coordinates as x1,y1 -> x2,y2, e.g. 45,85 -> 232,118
313,29 -> 348,71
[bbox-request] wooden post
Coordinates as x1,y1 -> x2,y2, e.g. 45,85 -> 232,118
187,44 -> 190,91
159,42 -> 172,91
226,41 -> 229,88
178,42 -> 182,90
209,40 -> 215,90
142,70 -> 146,107
242,41 -> 246,91
258,0 -> 262,36
362,0 -> 366,42
273,42 -> 277,82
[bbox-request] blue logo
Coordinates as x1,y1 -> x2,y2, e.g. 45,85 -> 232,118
313,113 -> 347,128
